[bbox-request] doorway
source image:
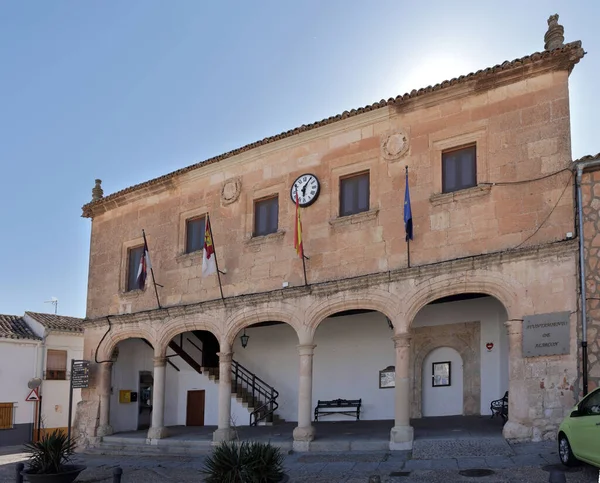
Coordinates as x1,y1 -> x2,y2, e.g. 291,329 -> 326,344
186,390 -> 205,426
137,371 -> 153,430
422,347 -> 463,417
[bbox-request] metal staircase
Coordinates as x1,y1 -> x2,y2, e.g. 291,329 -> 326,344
169,333 -> 283,426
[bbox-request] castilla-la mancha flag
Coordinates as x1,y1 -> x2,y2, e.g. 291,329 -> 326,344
202,215 -> 217,277
294,192 -> 303,258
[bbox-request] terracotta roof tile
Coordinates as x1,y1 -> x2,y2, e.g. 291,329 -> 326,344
82,41 -> 585,218
574,153 -> 600,163
25,312 -> 84,333
0,314 -> 40,340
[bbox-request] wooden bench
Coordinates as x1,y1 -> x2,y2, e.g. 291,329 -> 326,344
314,398 -> 362,421
490,391 -> 509,423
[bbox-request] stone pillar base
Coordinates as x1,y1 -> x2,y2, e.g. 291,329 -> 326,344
213,427 -> 237,443
502,421 -> 532,441
96,425 -> 113,438
147,426 -> 168,442
292,425 -> 315,451
389,425 -> 414,451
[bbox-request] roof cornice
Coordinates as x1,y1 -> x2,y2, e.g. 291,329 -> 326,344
82,42 -> 585,220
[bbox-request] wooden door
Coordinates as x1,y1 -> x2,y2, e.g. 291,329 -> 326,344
186,390 -> 205,426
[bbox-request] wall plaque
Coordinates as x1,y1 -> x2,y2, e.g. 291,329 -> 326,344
522,311 -> 570,357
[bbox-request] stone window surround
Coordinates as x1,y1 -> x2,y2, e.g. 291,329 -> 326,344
245,181 -> 286,242
176,206 -> 208,263
429,127 -> 488,199
329,157 -> 379,223
119,235 -> 148,298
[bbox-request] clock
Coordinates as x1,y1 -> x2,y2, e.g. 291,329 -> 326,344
290,173 -> 320,207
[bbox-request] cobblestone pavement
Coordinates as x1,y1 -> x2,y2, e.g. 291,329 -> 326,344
0,442 -> 597,482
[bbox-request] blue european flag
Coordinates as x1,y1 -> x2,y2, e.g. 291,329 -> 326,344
404,171 -> 413,241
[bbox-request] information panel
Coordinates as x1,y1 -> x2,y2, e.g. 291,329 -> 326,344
71,360 -> 90,389
522,312 -> 570,358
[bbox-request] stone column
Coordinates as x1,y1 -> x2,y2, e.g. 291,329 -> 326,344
147,356 -> 168,440
502,319 -> 531,440
293,344 -> 316,451
390,333 -> 413,450
213,351 -> 236,442
96,362 -> 113,437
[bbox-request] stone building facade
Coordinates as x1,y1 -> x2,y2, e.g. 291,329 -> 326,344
575,153 -> 600,393
76,20 -> 586,449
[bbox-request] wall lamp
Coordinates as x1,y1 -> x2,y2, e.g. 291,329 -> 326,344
240,329 -> 249,348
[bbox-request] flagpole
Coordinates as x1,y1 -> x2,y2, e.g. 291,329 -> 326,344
142,229 -> 162,309
405,166 -> 411,269
207,216 -> 225,301
301,254 -> 309,286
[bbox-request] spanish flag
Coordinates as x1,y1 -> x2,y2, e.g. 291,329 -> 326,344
202,215 -> 217,277
294,192 -> 303,258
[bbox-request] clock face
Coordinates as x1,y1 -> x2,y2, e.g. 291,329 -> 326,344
290,173 -> 320,207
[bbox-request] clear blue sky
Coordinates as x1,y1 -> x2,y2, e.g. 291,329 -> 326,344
1,1 -> 598,318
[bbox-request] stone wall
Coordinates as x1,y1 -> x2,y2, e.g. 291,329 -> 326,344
579,168 -> 600,392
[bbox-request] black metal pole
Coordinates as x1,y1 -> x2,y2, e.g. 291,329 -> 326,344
15,462 -> 24,483
407,239 -> 411,268
112,467 -> 123,483
142,229 -> 162,309
301,255 -> 309,286
37,395 -> 42,441
67,359 -> 74,444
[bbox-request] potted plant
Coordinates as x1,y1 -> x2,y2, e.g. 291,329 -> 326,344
21,430 -> 86,483
202,440 -> 289,483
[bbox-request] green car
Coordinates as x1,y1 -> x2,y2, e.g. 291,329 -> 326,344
557,387 -> 600,468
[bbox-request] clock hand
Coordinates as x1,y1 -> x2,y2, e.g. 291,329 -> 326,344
301,182 -> 309,197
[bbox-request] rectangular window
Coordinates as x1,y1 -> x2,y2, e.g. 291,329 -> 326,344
254,196 -> 279,236
0,403 -> 14,429
46,349 -> 67,380
340,171 -> 370,217
442,144 -> 476,193
127,245 -> 144,291
186,216 -> 206,254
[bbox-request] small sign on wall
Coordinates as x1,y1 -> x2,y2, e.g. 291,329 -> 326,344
379,366 -> 395,389
119,390 -> 132,404
522,311 -> 570,357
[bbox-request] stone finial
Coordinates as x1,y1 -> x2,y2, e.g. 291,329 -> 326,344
544,14 -> 565,51
92,179 -> 104,201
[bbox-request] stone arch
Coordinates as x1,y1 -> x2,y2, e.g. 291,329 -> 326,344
224,302 -> 303,347
98,323 -> 160,361
410,323 -> 480,418
304,288 -> 402,338
403,270 -> 523,327
156,315 -> 223,355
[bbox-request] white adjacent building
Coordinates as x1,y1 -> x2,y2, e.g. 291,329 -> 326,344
0,312 -> 84,446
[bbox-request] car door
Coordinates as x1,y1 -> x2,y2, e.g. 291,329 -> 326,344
573,389 -> 600,464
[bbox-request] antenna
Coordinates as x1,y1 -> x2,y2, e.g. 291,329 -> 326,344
44,297 -> 58,315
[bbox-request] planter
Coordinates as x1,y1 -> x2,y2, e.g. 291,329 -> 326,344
21,465 -> 87,483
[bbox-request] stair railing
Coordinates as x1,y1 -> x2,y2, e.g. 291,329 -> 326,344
230,360 -> 279,426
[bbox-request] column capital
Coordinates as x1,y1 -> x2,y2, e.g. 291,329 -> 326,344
392,333 -> 411,348
297,344 -> 316,356
504,319 -> 523,336
153,356 -> 167,367
218,352 -> 233,363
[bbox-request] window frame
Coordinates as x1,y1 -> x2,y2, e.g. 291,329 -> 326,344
45,349 -> 68,381
253,195 -> 279,237
0,403 -> 14,430
126,245 -> 145,292
441,144 -> 477,194
339,171 -> 370,217
185,216 -> 206,254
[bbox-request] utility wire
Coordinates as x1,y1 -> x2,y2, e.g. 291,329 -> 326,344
481,167 -> 571,186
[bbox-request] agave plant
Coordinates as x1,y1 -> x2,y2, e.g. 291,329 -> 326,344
202,440 -> 285,483
23,430 -> 76,474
